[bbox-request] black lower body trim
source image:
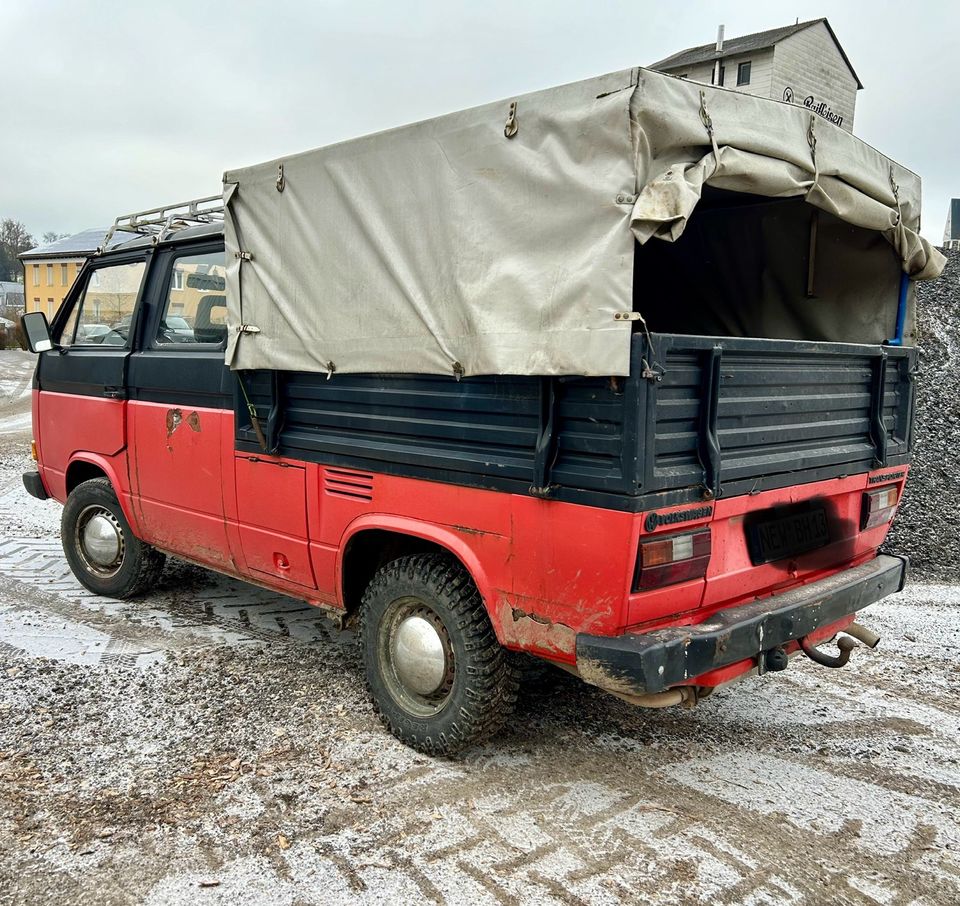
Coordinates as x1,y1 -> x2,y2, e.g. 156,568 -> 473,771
577,554 -> 908,696
22,471 -> 49,501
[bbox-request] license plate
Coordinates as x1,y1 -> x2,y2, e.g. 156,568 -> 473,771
746,508 -> 829,565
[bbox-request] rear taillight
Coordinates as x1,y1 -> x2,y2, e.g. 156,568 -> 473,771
861,484 -> 899,530
633,529 -> 711,592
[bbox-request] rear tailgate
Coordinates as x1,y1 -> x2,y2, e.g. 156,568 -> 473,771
638,333 -> 914,502
628,333 -> 914,623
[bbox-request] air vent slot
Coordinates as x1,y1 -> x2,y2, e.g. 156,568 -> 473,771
324,468 -> 374,501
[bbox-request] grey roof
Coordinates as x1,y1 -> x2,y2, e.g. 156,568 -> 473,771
21,221 -> 225,262
0,281 -> 24,294
20,228 -> 105,259
650,18 -> 863,90
19,227 -> 139,261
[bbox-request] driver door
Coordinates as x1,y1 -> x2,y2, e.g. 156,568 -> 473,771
36,255 -> 148,495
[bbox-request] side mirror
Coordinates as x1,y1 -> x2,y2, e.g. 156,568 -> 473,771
21,311 -> 54,353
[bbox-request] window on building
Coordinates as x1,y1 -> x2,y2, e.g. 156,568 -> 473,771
61,264 -> 69,285
33,265 -> 39,287
711,65 -> 725,87
46,264 -> 53,285
737,61 -> 752,86
171,268 -> 184,291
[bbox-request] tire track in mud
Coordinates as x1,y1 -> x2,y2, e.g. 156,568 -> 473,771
0,537 -> 353,666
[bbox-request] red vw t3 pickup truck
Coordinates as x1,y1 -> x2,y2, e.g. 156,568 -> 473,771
19,68 -> 944,753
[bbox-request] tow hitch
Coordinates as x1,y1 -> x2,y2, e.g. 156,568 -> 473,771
798,621 -> 881,669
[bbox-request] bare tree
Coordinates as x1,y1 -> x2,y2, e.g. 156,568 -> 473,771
0,219 -> 36,282
42,231 -> 68,245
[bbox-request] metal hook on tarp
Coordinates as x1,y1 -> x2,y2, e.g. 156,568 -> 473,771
503,101 -> 519,138
698,90 -> 720,158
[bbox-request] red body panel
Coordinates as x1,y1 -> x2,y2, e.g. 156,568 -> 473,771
128,401 -> 233,570
235,455 -> 316,589
33,386 -> 904,683
34,390 -> 139,529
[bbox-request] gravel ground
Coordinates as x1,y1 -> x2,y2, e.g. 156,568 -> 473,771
1,344 -> 959,905
887,248 -> 960,577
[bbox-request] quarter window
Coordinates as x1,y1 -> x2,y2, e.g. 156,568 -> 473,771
737,61 -> 752,86
59,260 -> 146,347
155,250 -> 227,346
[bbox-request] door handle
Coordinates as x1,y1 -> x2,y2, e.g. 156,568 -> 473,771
103,387 -> 126,399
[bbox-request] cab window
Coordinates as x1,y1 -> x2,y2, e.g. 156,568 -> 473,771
59,260 -> 146,347
156,250 -> 227,346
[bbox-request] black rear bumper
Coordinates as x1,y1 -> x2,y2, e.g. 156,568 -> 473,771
576,554 -> 908,696
22,471 -> 49,501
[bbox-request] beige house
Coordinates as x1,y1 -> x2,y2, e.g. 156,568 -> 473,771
19,229 -> 103,320
650,18 -> 862,133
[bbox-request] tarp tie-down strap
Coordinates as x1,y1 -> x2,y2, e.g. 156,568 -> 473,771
807,115 -> 820,193
699,91 -> 720,159
889,167 -> 903,226
236,371 -> 269,451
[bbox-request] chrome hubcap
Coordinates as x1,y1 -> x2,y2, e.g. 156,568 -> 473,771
391,615 -> 447,695
378,598 -> 455,717
76,506 -> 124,577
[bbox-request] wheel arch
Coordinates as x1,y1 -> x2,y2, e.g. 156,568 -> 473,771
338,516 -> 499,628
64,454 -> 140,534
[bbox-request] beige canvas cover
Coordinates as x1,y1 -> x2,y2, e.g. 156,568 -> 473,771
223,66 -> 944,377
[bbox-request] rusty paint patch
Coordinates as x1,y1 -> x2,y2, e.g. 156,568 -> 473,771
166,409 -> 183,438
451,524 -> 489,537
187,411 -> 201,432
497,600 -> 576,657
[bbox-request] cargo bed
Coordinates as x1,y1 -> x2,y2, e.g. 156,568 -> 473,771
237,333 -> 914,511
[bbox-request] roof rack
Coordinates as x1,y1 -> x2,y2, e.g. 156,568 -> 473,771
98,194 -> 224,254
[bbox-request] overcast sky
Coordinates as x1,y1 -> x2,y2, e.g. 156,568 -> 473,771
2,0 -> 956,244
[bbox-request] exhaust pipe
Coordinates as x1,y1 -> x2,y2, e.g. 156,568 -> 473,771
609,686 -> 697,709
844,622 -> 881,648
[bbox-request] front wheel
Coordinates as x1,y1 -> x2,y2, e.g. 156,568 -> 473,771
359,553 -> 518,755
61,477 -> 165,598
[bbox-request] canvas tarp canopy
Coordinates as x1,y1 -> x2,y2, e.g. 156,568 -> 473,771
223,66 -> 945,378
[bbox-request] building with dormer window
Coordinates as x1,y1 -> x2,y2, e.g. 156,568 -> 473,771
650,18 -> 861,133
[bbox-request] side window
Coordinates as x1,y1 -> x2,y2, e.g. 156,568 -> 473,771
58,260 -> 146,347
156,250 -> 227,346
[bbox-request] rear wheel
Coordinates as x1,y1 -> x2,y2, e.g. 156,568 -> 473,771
359,553 -> 518,755
61,478 -> 165,598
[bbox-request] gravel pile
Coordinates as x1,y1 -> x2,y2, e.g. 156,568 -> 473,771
887,248 -> 960,579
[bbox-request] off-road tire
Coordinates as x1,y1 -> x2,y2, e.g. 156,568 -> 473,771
359,553 -> 519,755
61,478 -> 165,598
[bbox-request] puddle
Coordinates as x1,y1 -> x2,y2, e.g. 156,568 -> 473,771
0,607 -> 112,665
